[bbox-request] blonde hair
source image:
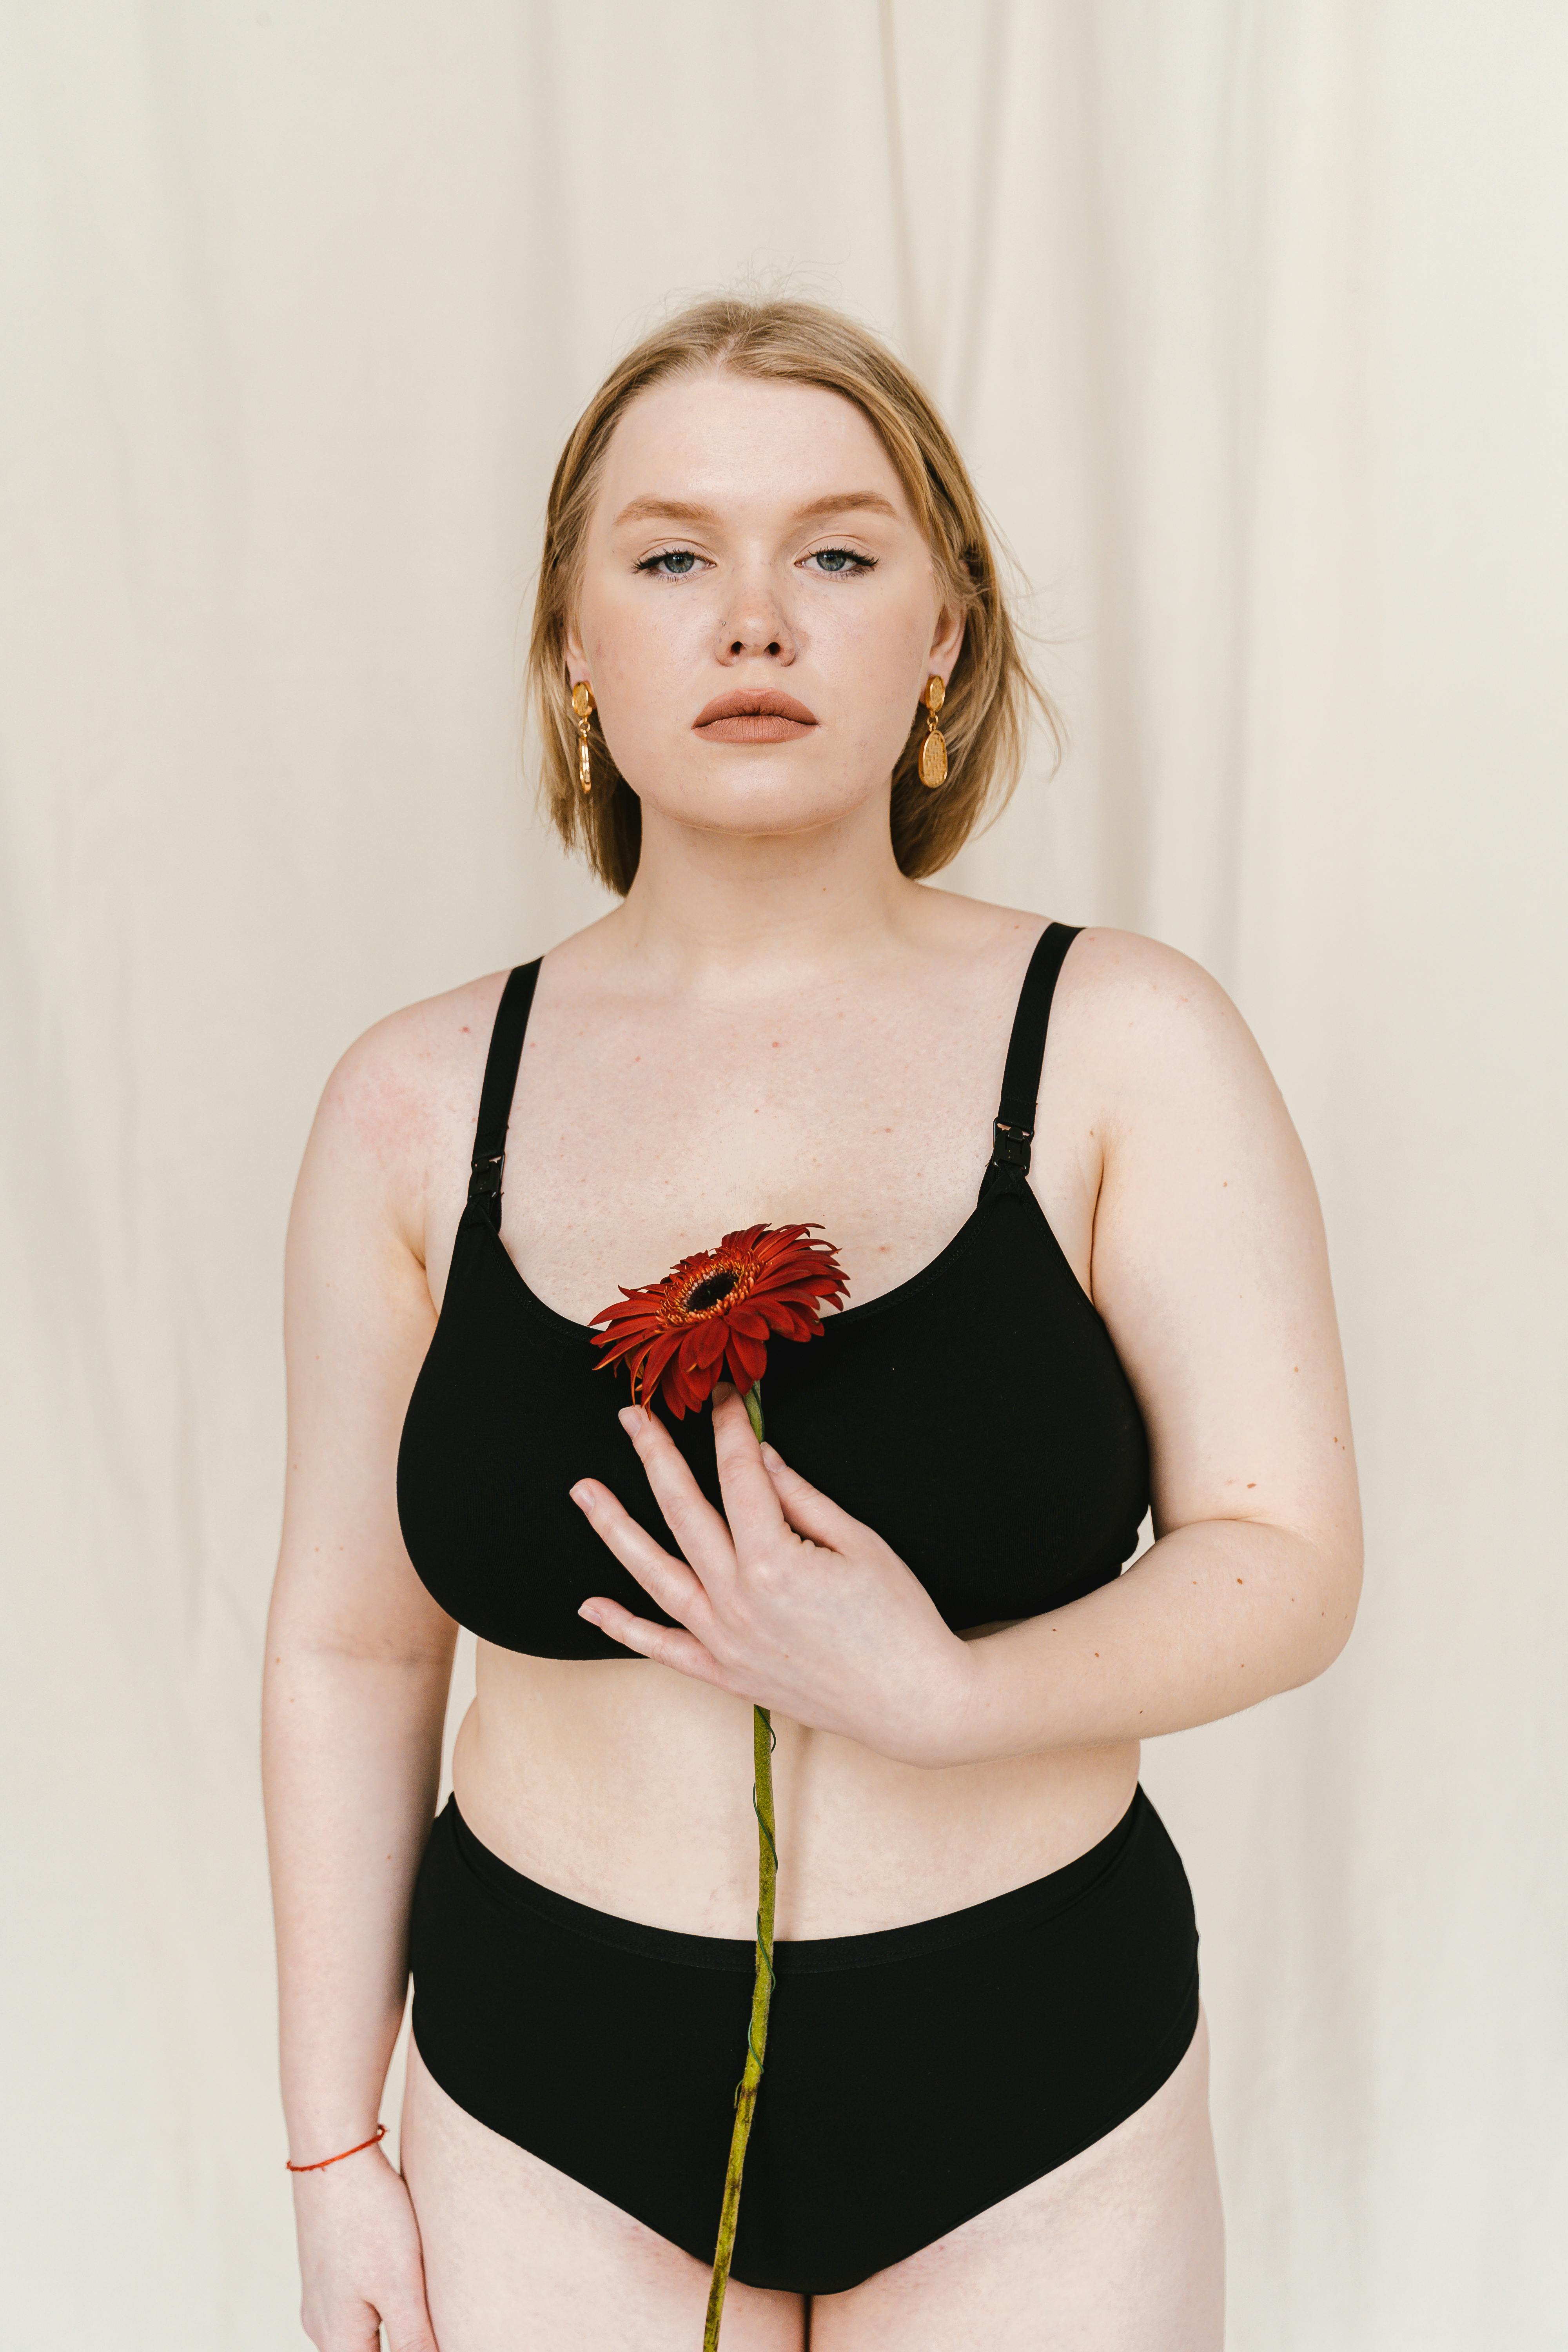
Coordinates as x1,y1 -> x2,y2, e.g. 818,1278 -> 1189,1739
526,296 -> 1058,895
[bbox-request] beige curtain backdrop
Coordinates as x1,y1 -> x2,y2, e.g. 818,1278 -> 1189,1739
2,4 -> 1564,2345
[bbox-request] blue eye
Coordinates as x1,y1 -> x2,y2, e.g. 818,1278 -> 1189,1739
635,548 -> 701,577
806,547 -> 875,576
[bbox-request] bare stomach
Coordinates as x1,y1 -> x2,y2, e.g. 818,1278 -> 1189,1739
450,1626 -> 1140,1941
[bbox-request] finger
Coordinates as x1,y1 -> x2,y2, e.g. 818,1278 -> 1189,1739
577,1595 -> 728,1685
616,1404 -> 738,1579
381,2301 -> 439,2352
758,1441 -> 860,1552
710,1384 -> 795,1546
569,1480 -> 714,1628
310,2308 -> 382,2352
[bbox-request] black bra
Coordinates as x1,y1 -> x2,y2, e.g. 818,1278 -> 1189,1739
396,924 -> 1150,1660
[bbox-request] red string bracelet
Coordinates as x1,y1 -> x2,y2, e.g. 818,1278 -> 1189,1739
285,2123 -> 387,2173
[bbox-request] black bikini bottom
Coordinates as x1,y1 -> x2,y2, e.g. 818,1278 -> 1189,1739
408,1784 -> 1199,2298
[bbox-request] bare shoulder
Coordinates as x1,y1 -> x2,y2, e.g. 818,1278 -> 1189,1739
297,968 -> 513,1247
930,895 -> 1271,1109
1053,923 -> 1249,1043
1049,925 -> 1283,1138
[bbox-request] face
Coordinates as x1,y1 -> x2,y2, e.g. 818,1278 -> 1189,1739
565,372 -> 964,853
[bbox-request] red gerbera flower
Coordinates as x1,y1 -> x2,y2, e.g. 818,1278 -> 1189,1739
589,1222 -> 849,1418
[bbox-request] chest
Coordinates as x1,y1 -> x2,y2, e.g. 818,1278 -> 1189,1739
398,1179 -> 1150,1660
458,983 -> 1096,1327
398,930 -> 1148,1662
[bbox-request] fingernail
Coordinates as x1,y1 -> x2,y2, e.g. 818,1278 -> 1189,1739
578,1604 -> 601,1625
570,1482 -> 595,1509
617,1406 -> 644,1434
760,1442 -> 782,1469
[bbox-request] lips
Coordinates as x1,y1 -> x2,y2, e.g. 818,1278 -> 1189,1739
693,689 -> 819,743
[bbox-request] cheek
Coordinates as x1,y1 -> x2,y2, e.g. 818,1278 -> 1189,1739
585,580 -> 692,681
810,589 -> 931,743
581,582 -> 704,744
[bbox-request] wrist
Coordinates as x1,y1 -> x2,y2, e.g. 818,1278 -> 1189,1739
906,1632 -> 992,1771
283,2090 -> 388,2169
280,2033 -> 400,2166
929,1623 -> 1026,1768
286,2121 -> 388,2174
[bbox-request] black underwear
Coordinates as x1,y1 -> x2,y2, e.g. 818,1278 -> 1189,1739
409,1786 -> 1200,2296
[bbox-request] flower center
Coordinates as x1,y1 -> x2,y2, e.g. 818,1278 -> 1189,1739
682,1267 -> 742,1316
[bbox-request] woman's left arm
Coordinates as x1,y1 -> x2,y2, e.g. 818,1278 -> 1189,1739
956,931 -> 1363,1763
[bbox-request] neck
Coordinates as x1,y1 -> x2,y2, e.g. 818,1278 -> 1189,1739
608,793 -> 925,992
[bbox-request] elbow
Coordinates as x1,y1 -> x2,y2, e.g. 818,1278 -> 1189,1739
1292,1529 -> 1364,1684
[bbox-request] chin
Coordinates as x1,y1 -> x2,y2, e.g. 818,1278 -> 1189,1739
654,777 -> 880,844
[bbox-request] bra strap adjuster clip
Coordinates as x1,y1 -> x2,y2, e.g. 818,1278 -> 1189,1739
991,1119 -> 1033,1172
468,1151 -> 505,1203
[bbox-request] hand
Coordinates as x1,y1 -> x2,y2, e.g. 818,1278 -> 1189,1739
570,1384 -> 978,1769
292,2146 -> 437,2352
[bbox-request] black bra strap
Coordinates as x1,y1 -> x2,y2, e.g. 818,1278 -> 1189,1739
987,922 -> 1081,1181
468,960 -> 541,1229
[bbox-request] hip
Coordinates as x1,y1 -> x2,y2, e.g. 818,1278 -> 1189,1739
408,1781 -> 1201,2295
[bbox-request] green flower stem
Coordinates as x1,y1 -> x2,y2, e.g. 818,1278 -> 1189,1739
704,1384 -> 776,2350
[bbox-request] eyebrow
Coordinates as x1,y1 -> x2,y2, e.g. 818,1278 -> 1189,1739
612,490 -> 902,529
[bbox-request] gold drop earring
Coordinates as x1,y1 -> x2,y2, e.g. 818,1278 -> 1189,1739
918,674 -> 948,788
572,681 -> 595,792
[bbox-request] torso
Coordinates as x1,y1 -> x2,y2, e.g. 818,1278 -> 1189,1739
402,892 -> 1142,1939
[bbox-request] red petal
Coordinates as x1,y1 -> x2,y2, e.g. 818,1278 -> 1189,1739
719,1225 -> 768,1258
663,1352 -> 719,1416
590,1335 -> 637,1371
591,1292 -> 644,1319
725,1329 -> 768,1387
639,1332 -> 686,1392
690,1320 -> 730,1369
770,1310 -> 818,1343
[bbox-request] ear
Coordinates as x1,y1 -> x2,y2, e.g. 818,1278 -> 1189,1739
563,616 -> 587,677
928,595 -> 966,684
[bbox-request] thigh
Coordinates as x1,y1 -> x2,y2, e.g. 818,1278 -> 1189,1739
807,2006 -> 1224,2352
401,2039 -> 806,2352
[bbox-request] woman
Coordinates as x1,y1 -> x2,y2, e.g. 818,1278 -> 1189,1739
263,298 -> 1361,2352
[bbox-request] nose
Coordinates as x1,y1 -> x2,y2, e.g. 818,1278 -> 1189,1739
715,566 -> 796,666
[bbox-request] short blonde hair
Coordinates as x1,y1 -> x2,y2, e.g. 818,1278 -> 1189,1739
526,296 -> 1058,895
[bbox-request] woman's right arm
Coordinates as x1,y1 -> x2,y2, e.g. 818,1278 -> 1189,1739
263,1023 -> 457,2352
